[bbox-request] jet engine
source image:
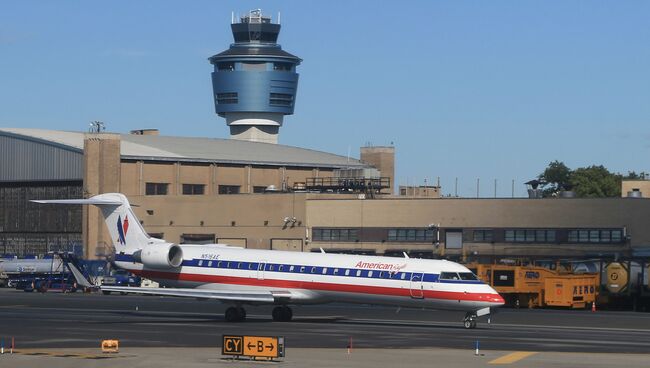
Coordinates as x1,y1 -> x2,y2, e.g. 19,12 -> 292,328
133,243 -> 183,269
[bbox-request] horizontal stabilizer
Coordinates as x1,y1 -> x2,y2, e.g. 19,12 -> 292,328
31,199 -> 123,206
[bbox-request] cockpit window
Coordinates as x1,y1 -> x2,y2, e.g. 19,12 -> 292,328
458,272 -> 479,281
439,272 -> 460,280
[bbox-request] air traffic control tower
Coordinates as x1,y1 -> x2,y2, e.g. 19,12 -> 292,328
209,9 -> 302,144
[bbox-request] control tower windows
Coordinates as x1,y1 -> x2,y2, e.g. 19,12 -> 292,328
273,62 -> 293,72
216,62 -> 234,71
242,62 -> 266,71
269,93 -> 293,107
216,93 -> 238,105
218,185 -> 241,195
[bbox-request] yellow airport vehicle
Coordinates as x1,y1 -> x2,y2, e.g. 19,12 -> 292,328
467,263 -> 599,309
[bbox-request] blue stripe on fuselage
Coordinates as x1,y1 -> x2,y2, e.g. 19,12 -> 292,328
114,253 -> 484,285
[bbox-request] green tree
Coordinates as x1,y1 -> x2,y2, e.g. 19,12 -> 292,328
538,160 -> 572,196
623,171 -> 648,180
570,165 -> 621,198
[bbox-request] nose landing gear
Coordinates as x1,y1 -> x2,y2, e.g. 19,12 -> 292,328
463,312 -> 477,329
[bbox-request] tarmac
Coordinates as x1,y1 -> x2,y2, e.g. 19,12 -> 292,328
1,288 -> 649,367
2,347 -> 650,368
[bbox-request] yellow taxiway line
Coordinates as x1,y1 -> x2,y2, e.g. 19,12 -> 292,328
489,351 -> 538,364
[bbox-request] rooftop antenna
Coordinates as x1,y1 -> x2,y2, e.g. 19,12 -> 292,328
278,11 -> 281,24
88,121 -> 105,133
231,11 -> 234,24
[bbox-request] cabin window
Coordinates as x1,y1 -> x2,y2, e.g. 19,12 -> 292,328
208,261 -> 213,267
333,268 -> 339,275
345,269 -> 350,276
458,272 -> 478,281
248,263 -> 254,270
440,272 -> 460,280
356,270 -> 362,277
290,265 -> 295,272
237,262 -> 243,269
400,273 -> 406,280
367,271 -> 373,278
226,262 -> 231,268
279,265 -> 285,272
198,260 -> 203,266
322,267 -> 328,275
300,266 -> 305,273
311,267 -> 317,274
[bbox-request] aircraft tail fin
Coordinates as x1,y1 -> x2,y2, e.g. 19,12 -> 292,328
32,193 -> 153,254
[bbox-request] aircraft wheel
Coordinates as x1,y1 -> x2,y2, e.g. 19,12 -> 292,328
281,306 -> 293,322
225,307 -> 242,322
464,319 -> 473,329
272,306 -> 283,321
272,306 -> 293,322
236,307 -> 247,322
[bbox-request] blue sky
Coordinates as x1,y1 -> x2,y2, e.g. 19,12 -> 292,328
1,1 -> 648,197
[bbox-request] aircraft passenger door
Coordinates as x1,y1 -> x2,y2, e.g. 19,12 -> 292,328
409,272 -> 425,299
257,261 -> 266,280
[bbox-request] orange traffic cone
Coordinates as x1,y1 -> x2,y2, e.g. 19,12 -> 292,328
591,301 -> 596,312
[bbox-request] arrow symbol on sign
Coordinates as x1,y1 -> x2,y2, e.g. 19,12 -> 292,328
247,343 -> 255,350
266,343 -> 274,351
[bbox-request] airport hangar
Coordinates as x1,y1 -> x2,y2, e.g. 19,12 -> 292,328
1,127 -> 649,263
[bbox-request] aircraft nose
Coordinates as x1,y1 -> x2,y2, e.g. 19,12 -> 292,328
492,293 -> 505,305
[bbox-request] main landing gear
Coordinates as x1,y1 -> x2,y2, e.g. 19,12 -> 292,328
225,306 -> 246,322
272,306 -> 293,322
224,305 -> 293,322
463,312 -> 477,329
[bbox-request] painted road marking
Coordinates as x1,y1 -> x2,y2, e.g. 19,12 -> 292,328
489,351 -> 538,364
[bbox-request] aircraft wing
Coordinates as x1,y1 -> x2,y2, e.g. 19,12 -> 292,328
101,286 -> 293,303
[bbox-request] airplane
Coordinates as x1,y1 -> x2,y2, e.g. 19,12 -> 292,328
33,193 -> 505,329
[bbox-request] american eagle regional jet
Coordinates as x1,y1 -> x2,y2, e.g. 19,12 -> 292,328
33,193 -> 504,329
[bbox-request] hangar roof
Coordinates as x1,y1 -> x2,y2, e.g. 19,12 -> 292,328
0,128 -> 367,168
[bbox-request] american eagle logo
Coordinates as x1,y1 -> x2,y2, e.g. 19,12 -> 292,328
117,215 -> 129,245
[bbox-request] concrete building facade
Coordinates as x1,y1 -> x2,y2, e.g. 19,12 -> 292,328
1,128 -> 649,262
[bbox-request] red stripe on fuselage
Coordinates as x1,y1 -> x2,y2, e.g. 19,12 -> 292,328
131,269 -> 502,303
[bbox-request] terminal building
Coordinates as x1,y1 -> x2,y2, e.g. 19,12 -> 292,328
1,10 -> 649,264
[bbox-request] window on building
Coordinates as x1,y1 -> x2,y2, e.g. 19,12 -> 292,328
504,229 -> 557,243
253,186 -> 268,193
387,229 -> 434,242
180,233 -> 215,244
216,92 -> 238,104
218,185 -> 240,194
182,184 -> 205,195
145,182 -> 168,195
312,228 -> 359,242
567,229 -> 624,243
473,230 -> 493,242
